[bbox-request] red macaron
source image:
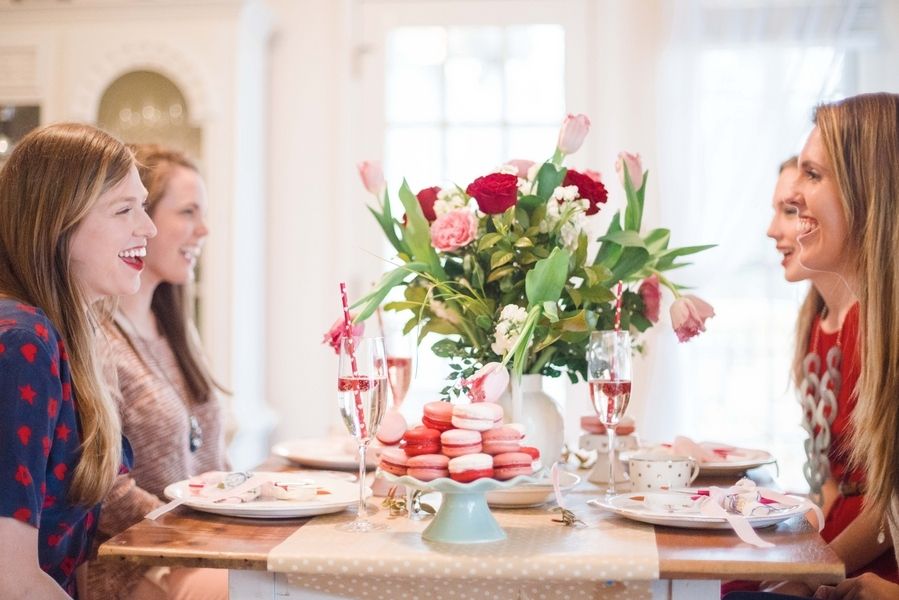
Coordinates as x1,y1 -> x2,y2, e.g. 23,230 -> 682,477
448,453 -> 494,483
407,454 -> 450,481
493,452 -> 534,480
401,426 -> 441,456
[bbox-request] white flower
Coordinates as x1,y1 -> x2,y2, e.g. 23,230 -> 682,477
434,187 -> 468,217
497,164 -> 519,176
491,304 -> 530,356
552,185 -> 580,202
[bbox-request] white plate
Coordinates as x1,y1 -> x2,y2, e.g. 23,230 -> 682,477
590,491 -> 806,529
272,437 -> 379,471
694,444 -> 776,474
485,470 -> 581,508
163,472 -> 361,519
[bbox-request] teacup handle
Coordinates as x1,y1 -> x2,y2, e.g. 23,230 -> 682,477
688,459 -> 701,484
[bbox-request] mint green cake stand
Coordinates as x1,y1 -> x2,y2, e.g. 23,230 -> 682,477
381,470 -> 542,544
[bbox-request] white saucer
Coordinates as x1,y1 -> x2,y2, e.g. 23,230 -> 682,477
272,437 -> 379,470
485,470 -> 580,508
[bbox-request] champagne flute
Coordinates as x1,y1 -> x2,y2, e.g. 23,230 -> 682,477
587,330 -> 632,497
337,335 -> 388,532
384,329 -> 413,410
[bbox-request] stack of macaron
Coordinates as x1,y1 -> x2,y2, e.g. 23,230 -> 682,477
580,414 -> 636,435
377,400 -> 542,484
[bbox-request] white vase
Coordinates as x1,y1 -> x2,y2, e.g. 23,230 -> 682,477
498,374 -> 565,468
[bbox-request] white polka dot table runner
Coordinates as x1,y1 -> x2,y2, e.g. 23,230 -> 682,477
267,488 -> 658,599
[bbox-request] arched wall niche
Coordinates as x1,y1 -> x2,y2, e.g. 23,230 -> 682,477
97,70 -> 202,160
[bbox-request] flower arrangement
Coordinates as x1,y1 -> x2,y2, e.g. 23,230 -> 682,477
353,114 -> 713,396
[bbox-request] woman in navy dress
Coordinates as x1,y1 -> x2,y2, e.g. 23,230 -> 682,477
0,123 -> 156,598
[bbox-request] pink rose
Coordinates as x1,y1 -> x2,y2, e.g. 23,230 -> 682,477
670,295 -> 715,343
506,159 -> 535,179
429,209 -> 477,252
615,152 -> 644,190
357,160 -> 385,196
322,316 -> 365,354
638,275 -> 661,323
583,169 -> 602,183
557,114 -> 591,155
416,186 -> 440,222
463,362 -> 510,403
466,173 -> 519,214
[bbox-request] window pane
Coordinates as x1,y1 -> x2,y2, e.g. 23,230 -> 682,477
446,126 -> 504,184
386,28 -> 446,124
445,27 -> 504,123
506,25 -> 566,123
384,126 -> 443,193
507,126 -> 557,162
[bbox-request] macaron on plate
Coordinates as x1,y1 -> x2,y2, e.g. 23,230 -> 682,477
485,470 -> 581,508
378,469 -> 545,544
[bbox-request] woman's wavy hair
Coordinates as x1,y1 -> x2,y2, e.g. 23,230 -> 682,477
0,123 -> 132,506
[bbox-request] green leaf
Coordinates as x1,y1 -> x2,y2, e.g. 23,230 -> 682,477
623,167 -> 645,231
431,339 -> 460,358
351,261 -> 429,321
655,244 -> 717,270
525,247 -> 570,307
478,232 -> 504,252
486,265 -> 516,284
558,310 -> 589,332
644,228 -> 671,253
583,265 -> 613,287
610,247 -> 651,282
490,251 -> 515,270
597,230 -> 647,248
475,314 -> 494,331
518,194 -> 544,211
577,284 -> 616,304
514,237 -> 534,248
630,312 -> 652,332
542,301 -> 559,323
398,180 -> 445,278
535,163 -> 567,201
514,205 -> 530,228
594,211 -> 623,267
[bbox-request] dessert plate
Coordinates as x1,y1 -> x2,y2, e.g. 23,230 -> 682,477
590,491 -> 806,529
485,470 -> 580,508
163,472 -> 360,519
272,437 -> 379,470
692,444 -> 776,474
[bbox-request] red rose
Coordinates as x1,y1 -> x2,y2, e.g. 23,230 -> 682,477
563,169 -> 608,215
416,186 -> 440,222
465,173 -> 518,215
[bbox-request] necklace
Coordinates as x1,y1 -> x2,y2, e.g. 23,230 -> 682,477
799,307 -> 842,506
116,311 -> 203,453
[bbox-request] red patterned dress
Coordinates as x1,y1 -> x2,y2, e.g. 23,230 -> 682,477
0,300 -> 130,597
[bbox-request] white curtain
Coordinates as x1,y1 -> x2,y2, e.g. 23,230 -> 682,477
639,0 -> 885,490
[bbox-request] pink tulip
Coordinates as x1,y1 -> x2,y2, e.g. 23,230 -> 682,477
322,316 -> 365,354
463,362 -> 510,403
670,295 -> 715,343
583,169 -> 603,183
357,160 -> 386,196
615,152 -> 644,190
506,159 -> 536,179
638,275 -> 661,323
556,114 -> 591,155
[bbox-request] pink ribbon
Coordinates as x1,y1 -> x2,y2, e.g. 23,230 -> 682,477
551,462 -> 565,510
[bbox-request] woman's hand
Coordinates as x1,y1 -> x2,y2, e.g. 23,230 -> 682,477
815,573 -> 899,599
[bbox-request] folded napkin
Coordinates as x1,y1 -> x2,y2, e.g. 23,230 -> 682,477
670,436 -> 727,463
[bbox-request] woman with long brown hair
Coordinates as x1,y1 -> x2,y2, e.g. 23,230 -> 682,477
85,144 -> 228,600
0,123 -> 156,598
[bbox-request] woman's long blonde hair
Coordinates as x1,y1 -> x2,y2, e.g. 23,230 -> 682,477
814,93 -> 899,519
0,123 -> 132,506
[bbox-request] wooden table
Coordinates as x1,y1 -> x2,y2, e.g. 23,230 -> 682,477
98,460 -> 844,599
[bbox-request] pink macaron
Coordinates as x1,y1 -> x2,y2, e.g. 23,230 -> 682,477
448,453 -> 494,483
401,426 -> 441,457
376,409 -> 407,445
493,452 -> 534,480
407,454 -> 450,481
451,403 -> 504,431
378,447 -> 409,476
440,429 -> 483,457
422,401 -> 455,432
481,426 -> 523,455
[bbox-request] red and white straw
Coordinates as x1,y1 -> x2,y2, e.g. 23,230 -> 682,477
613,280 -> 623,332
339,282 -> 368,439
